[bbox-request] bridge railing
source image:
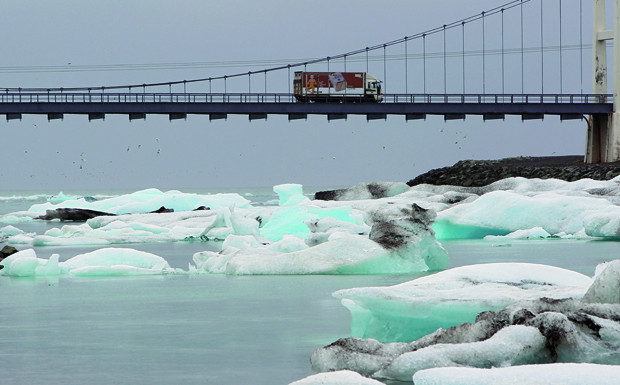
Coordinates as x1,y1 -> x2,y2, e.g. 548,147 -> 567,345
0,92 -> 613,104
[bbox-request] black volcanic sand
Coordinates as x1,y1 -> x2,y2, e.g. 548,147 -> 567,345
406,156 -> 620,188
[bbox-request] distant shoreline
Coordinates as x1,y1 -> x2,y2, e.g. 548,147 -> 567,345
406,155 -> 620,188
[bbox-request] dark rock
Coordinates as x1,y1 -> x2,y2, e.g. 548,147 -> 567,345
407,156 -> 620,188
314,189 -> 345,201
193,206 -> 210,211
0,245 -> 18,261
36,208 -> 116,221
315,182 -> 408,201
149,206 -> 173,214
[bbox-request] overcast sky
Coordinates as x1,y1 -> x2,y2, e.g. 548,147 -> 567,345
0,0 -> 601,192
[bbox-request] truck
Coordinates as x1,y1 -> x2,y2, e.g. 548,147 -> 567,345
293,71 -> 382,103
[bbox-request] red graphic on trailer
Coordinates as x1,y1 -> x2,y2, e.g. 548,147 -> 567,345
306,75 -> 317,94
302,72 -> 364,92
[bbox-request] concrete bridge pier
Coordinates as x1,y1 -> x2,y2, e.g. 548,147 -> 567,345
587,0 -> 620,163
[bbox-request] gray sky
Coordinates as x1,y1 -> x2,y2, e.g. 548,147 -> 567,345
0,0 -> 598,192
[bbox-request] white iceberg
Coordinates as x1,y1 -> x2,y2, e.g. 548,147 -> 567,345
289,370 -> 384,385
434,190 -> 613,239
312,261 -> 620,381
191,201 -> 447,275
0,248 -> 176,277
334,263 -> 592,342
412,363 -> 620,385
20,188 -> 251,218
375,325 -> 547,381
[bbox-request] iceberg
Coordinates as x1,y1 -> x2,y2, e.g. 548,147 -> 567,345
20,188 -> 251,218
333,263 -> 592,343
288,370 -> 384,385
191,202 -> 447,275
412,363 -> 620,385
0,248 -> 176,277
433,190 -> 613,239
312,261 -> 620,381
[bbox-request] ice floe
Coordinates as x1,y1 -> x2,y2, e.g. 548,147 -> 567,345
412,363 -> 620,385
191,202 -> 447,275
3,176 -> 620,250
288,370 -> 384,385
311,261 -> 620,381
0,248 -> 178,277
333,263 -> 592,342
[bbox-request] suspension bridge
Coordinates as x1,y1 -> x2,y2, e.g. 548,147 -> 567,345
1,0 -> 619,163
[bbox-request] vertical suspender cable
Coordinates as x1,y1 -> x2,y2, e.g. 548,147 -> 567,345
209,79 -> 212,94
482,11 -> 486,95
264,71 -> 267,94
327,57 -> 330,95
224,76 -> 227,94
344,55 -> 347,72
502,9 -> 505,95
366,48 -> 369,73
521,0 -> 524,94
383,45 -> 387,93
248,72 -> 251,93
405,37 -> 408,94
423,35 -> 427,94
462,22 -> 466,94
541,0 -> 544,94
326,56 -> 332,95
444,25 -> 447,95
288,65 -> 291,96
559,0 -> 562,94
580,0 -> 583,94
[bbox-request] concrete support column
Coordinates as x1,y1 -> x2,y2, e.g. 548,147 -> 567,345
587,0 -> 620,163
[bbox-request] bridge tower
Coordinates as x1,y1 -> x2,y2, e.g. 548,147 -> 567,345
587,0 -> 620,163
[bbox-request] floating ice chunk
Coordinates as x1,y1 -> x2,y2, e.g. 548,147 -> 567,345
49,191 -> 80,204
221,234 -> 262,250
288,370 -> 384,385
485,227 -> 552,240
334,263 -> 592,342
274,183 -> 309,207
313,297 -> 620,380
0,249 -> 60,277
260,205 -> 361,242
305,217 -> 371,247
195,233 -> 440,275
191,248 -> 236,274
434,190 -> 613,239
583,207 -> 620,237
266,234 -> 309,253
212,235 -> 389,275
375,325 -> 546,381
583,260 -> 620,304
26,188 -> 250,217
61,248 -> 173,276
0,247 -> 178,277
0,214 -> 32,224
412,363 -> 620,385
228,205 -> 260,237
0,225 -> 24,237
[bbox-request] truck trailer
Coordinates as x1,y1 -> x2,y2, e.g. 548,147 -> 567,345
293,71 -> 382,102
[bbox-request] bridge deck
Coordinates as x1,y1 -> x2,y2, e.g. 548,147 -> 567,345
0,93 -> 612,120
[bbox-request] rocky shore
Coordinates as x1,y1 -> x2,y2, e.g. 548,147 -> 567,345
407,155 -> 620,188
314,155 -> 620,201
